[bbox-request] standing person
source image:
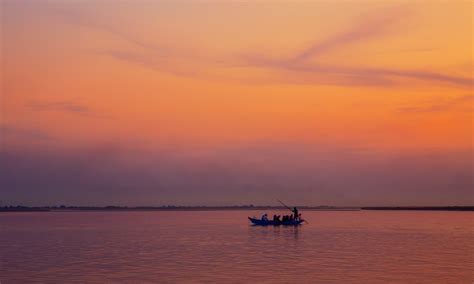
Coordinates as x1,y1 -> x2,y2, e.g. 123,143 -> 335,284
293,207 -> 299,221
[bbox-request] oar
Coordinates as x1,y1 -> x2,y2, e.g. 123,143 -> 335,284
276,199 -> 309,224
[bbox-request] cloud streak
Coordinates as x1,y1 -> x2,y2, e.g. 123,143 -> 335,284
398,94 -> 474,113
293,8 -> 407,62
28,101 -> 109,118
55,5 -> 473,88
29,101 -> 90,113
0,125 -> 52,142
242,7 -> 473,88
244,53 -> 474,87
56,8 -> 172,57
100,50 -> 201,77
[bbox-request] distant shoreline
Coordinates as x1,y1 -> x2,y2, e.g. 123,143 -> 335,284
0,206 -> 472,212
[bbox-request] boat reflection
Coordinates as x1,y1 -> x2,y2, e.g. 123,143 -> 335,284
248,223 -> 300,241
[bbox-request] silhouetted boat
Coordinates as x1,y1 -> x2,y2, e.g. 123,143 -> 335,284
248,217 -> 305,226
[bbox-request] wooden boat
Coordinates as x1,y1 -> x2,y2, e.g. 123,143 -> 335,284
248,217 -> 304,226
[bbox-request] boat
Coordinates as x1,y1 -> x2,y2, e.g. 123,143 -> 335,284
248,217 -> 305,226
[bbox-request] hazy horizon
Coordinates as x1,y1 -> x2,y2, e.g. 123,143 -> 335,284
1,203 -> 473,208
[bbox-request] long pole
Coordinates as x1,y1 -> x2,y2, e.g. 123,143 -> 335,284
277,199 -> 293,212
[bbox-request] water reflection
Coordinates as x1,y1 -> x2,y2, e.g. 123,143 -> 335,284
248,224 -> 300,241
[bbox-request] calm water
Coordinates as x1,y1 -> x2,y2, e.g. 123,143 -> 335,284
0,210 -> 472,283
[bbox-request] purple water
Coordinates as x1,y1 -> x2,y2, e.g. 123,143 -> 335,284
1,210 -> 472,283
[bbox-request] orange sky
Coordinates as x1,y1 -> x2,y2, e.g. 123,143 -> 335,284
1,1 -> 473,206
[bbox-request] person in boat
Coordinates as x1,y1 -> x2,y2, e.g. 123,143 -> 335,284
290,214 -> 294,221
293,207 -> 298,221
276,215 -> 281,223
261,213 -> 268,221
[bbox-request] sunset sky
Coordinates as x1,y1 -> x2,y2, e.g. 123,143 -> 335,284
1,1 -> 472,206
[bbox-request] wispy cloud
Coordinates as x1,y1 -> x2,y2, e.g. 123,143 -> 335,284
0,124 -> 52,142
293,8 -> 407,63
28,101 -> 109,118
56,8 -> 172,57
55,5 -> 473,88
29,101 -> 89,113
100,50 -> 201,77
244,53 -> 473,87
55,8 -> 204,77
398,94 -> 474,113
242,7 -> 473,88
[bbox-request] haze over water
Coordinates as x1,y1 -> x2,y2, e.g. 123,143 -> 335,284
1,210 -> 472,283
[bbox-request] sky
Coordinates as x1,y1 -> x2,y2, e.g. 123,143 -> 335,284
0,0 -> 473,206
